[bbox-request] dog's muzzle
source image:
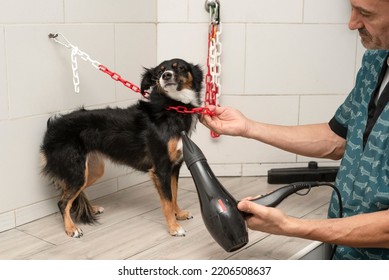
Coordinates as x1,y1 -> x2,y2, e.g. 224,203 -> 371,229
161,70 -> 177,88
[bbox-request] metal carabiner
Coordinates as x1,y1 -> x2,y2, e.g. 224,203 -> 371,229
204,0 -> 220,24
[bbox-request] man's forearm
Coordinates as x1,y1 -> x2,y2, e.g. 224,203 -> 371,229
285,210 -> 389,248
244,122 -> 346,160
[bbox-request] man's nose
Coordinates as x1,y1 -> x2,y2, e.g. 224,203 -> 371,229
348,8 -> 364,30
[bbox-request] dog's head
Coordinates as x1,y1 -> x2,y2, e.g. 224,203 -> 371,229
141,58 -> 203,107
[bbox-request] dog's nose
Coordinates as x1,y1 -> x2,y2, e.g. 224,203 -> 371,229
162,71 -> 173,81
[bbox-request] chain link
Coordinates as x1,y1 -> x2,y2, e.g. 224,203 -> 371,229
165,106 -> 216,116
71,46 -> 80,93
98,65 -> 149,98
205,0 -> 222,137
49,33 -> 102,93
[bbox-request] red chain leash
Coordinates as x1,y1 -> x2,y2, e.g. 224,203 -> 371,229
166,106 -> 215,116
99,65 -> 150,99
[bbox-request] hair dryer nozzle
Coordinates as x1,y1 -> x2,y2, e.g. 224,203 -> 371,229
181,131 -> 206,168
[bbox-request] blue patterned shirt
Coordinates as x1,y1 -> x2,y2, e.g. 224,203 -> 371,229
329,49 -> 389,259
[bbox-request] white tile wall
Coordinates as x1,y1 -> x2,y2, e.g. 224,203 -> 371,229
299,95 -> 348,125
0,115 -> 55,214
219,0 -> 304,23
158,0 -> 188,22
304,0 -> 351,23
245,24 -> 357,95
188,0 -> 209,22
0,0 -> 363,232
0,0 -> 63,23
115,24 -> 157,101
6,25 -> 116,118
157,23 -> 208,64
218,24 -> 246,95
64,0 -> 156,23
0,25 -> 8,120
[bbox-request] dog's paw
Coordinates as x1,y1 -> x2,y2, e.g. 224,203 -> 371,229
176,210 -> 193,220
170,225 -> 186,237
66,227 -> 83,238
93,205 -> 105,215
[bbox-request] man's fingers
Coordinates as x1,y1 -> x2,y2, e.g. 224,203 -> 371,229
237,200 -> 265,215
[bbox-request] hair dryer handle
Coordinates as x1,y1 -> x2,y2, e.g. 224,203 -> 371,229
248,182 -> 320,207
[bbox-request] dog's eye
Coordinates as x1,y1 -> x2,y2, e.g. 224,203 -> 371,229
157,67 -> 165,75
178,66 -> 185,71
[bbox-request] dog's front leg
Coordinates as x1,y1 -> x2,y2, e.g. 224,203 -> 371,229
171,164 -> 192,220
149,169 -> 186,237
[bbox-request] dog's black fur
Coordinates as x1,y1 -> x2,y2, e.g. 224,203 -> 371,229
40,58 -> 203,238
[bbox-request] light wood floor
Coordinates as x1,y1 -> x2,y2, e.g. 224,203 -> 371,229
0,176 -> 332,260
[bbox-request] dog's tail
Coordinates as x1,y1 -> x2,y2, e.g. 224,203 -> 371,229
72,192 -> 98,224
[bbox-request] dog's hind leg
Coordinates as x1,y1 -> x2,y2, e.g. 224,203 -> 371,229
84,152 -> 105,215
59,153 -> 105,238
149,169 -> 186,237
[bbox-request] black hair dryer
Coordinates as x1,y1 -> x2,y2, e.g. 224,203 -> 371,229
181,131 -> 320,252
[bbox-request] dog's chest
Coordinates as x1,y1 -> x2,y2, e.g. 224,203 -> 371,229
166,115 -> 197,164
167,137 -> 183,164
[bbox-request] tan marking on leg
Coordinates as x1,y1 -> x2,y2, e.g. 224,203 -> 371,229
84,152 -> 105,213
92,205 -> 105,215
171,173 -> 191,220
167,138 -> 182,163
149,170 -> 185,236
85,152 -> 105,187
63,158 -> 93,238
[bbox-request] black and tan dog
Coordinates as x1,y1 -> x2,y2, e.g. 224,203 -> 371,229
40,58 -> 203,238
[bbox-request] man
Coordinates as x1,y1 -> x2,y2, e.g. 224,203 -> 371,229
201,0 -> 389,259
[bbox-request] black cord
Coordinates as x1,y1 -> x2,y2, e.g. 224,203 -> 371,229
319,182 -> 343,219
291,182 -> 343,259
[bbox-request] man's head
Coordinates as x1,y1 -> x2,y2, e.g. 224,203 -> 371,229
349,0 -> 389,49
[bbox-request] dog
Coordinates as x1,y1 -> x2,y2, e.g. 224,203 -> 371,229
40,58 -> 203,238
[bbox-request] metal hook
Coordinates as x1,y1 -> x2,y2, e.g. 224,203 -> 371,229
204,0 -> 220,24
48,33 -> 58,39
48,32 -> 72,48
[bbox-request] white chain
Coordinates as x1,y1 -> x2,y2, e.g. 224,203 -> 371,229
49,33 -> 101,93
71,46 -> 80,93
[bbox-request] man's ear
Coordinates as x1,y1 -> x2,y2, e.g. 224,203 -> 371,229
190,64 -> 204,93
140,67 -> 155,94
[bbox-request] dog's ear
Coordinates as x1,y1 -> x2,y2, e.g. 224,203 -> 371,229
190,64 -> 204,93
140,67 -> 155,94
